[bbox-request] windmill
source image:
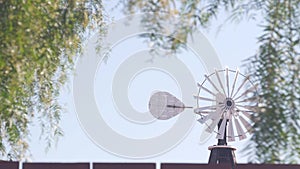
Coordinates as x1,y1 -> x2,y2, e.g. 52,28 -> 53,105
148,68 -> 259,168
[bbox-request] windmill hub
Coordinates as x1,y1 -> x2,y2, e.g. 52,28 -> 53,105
226,100 -> 232,107
225,98 -> 235,109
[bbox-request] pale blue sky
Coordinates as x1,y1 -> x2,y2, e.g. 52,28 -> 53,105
28,2 -> 263,164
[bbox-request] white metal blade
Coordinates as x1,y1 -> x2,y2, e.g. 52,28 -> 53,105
241,110 -> 252,120
205,119 -> 220,133
205,107 -> 224,133
194,105 -> 217,113
239,115 -> 252,132
197,117 -> 208,124
234,84 -> 258,101
194,110 -> 214,115
236,96 -> 259,104
216,92 -> 226,104
216,119 -> 227,139
197,108 -> 221,123
226,68 -> 230,97
232,75 -> 250,98
198,114 -> 212,124
230,69 -> 239,98
236,105 -> 258,112
215,69 -> 226,96
227,116 -> 235,142
193,95 -> 215,102
205,75 -> 222,94
234,118 -> 247,140
197,83 -> 217,96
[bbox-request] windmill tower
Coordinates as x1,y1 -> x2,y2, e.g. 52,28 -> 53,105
148,68 -> 259,168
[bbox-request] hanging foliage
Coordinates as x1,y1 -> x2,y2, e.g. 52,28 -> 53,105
0,0 -> 104,160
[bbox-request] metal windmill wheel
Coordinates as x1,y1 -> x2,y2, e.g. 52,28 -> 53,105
194,68 -> 259,142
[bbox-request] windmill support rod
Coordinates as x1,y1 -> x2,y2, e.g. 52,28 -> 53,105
166,105 -> 193,109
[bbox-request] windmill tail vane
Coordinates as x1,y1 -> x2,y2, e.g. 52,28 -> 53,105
148,91 -> 194,120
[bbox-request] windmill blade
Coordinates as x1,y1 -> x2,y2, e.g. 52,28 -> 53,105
205,107 -> 224,133
234,117 -> 247,140
194,110 -> 214,115
239,115 -> 252,132
227,115 -> 235,142
205,74 -> 222,94
194,105 -> 217,114
230,69 -> 239,98
197,116 -> 209,124
216,118 -> 227,139
215,69 -> 226,96
149,91 -> 186,120
193,95 -> 215,102
216,92 -> 226,104
236,105 -> 258,112
197,92 -> 225,123
197,109 -> 220,124
234,84 -> 258,101
226,68 -> 230,97
240,110 -> 252,120
232,75 -> 250,98
235,96 -> 259,104
197,83 -> 217,96
194,92 -> 225,115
